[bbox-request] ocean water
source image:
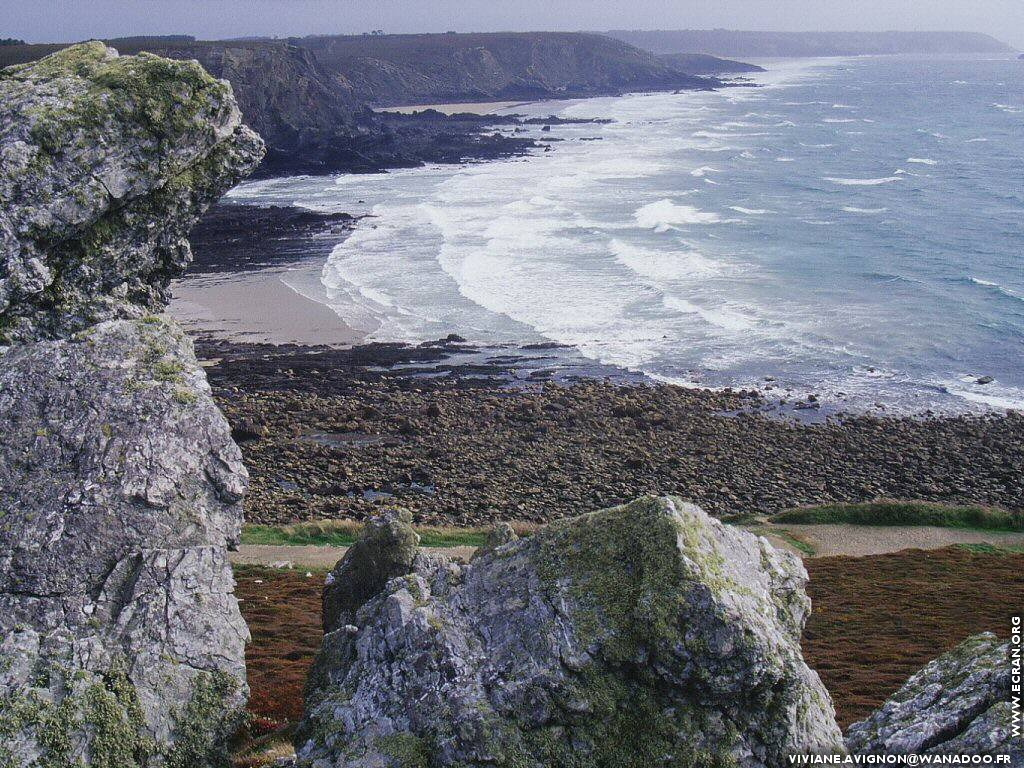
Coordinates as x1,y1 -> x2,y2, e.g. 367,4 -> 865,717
230,55 -> 1024,414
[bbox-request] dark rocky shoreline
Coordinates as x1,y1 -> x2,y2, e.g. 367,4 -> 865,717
196,335 -> 1024,527
187,203 -> 359,274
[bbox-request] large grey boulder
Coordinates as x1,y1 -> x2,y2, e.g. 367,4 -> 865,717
846,633 -> 1018,760
296,497 -> 844,767
0,318 -> 251,767
0,42 -> 263,766
0,41 -> 263,342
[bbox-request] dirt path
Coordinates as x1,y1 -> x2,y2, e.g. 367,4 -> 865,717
229,524 -> 1024,569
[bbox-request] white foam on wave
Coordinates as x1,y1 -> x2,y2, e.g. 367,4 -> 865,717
822,118 -> 857,124
970,277 -> 1024,302
610,239 -> 721,281
907,157 -> 938,165
943,380 -> 1024,411
992,103 -> 1023,114
662,295 -> 755,332
824,176 -> 903,186
635,200 -> 721,230
842,206 -> 889,214
729,206 -> 771,215
690,166 -> 720,177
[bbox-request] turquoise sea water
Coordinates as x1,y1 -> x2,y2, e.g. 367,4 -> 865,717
232,55 -> 1024,413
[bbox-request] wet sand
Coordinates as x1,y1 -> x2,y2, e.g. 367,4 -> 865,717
168,264 -> 364,348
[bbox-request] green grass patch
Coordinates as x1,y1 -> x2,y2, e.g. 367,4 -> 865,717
772,500 -> 1023,532
240,520 -> 537,549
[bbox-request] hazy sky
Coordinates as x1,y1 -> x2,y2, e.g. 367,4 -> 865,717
6,0 -> 1024,49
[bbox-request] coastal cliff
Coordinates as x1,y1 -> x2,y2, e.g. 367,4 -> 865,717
0,32 -> 724,177
657,52 -> 765,75
0,42 -> 263,765
289,31 -> 715,106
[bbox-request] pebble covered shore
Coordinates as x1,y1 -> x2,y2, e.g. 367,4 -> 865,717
197,337 -> 1024,526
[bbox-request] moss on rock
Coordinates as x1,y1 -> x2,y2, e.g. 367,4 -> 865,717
534,496 -> 689,662
375,732 -> 432,768
0,659 -> 242,768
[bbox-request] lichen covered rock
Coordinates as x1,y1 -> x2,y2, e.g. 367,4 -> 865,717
296,497 -> 844,767
0,41 -> 263,342
0,318 -> 250,766
0,42 -> 262,767
846,633 -> 1018,759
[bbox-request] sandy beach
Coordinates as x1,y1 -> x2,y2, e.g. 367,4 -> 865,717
167,203 -> 365,346
168,264 -> 365,347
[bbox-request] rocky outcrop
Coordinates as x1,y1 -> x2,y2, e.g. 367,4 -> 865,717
0,41 -> 262,342
0,42 -> 263,766
321,508 -> 420,634
657,53 -> 765,76
846,633 -> 1018,759
296,497 -> 844,767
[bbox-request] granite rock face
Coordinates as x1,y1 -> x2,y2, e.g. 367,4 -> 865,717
0,42 -> 262,767
846,633 -> 1018,759
297,497 -> 844,767
0,40 -> 263,342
